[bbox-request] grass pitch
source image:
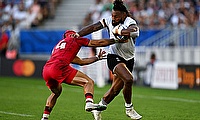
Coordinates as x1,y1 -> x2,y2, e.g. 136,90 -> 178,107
0,76 -> 200,120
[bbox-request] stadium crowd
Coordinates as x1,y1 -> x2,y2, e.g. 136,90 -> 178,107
0,0 -> 62,58
1,0 -> 200,57
0,0 -> 62,30
82,0 -> 200,30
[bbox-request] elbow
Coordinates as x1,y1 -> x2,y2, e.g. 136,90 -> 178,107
79,62 -> 86,66
79,62 -> 90,66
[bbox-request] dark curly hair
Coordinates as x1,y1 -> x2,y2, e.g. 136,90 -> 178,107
113,0 -> 128,14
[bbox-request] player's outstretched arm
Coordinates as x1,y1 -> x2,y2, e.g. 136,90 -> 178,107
77,22 -> 104,37
71,49 -> 106,65
88,38 -> 127,47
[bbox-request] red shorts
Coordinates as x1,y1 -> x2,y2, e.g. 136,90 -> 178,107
42,63 -> 78,88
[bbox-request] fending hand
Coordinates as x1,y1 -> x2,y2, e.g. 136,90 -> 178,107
71,32 -> 80,38
96,49 -> 106,60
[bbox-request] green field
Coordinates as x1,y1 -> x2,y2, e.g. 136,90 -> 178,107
0,76 -> 200,120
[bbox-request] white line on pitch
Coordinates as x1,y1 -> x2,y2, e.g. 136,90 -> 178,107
0,111 -> 33,117
135,95 -> 200,103
64,87 -> 200,103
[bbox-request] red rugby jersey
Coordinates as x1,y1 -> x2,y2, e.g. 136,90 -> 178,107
46,37 -> 90,65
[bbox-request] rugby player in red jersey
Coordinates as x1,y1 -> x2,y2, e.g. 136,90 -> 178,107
41,30 -> 127,120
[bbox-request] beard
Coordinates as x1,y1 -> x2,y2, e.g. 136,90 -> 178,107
112,19 -> 124,26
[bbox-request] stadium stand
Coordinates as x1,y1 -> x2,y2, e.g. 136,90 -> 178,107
39,0 -> 95,30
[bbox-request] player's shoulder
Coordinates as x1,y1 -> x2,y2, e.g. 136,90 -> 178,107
125,17 -> 137,24
122,17 -> 137,28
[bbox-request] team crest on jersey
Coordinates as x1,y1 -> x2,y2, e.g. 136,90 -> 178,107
116,57 -> 120,62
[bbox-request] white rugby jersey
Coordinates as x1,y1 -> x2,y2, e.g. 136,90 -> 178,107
100,16 -> 139,60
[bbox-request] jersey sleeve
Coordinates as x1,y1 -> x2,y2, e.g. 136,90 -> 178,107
125,17 -> 137,27
99,16 -> 111,28
125,17 -> 139,37
76,37 -> 90,46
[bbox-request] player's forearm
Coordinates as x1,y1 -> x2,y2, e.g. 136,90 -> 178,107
78,22 -> 103,37
88,39 -> 116,47
98,39 -> 116,46
121,27 -> 139,36
113,24 -> 139,37
78,57 -> 99,66
121,29 -> 131,36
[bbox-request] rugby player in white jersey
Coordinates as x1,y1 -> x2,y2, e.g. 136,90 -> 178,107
73,0 -> 142,119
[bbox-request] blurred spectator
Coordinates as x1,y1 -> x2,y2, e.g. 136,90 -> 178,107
100,4 -> 111,20
84,0 -> 200,30
29,0 -> 43,27
0,11 -> 4,25
3,1 -> 18,16
6,22 -> 19,59
89,0 -> 104,23
2,1 -> 18,24
18,7 -> 40,29
14,1 -> 42,29
1,0 -> 62,30
0,0 -> 6,9
12,2 -> 29,29
101,0 -> 113,12
37,0 -> 48,19
81,12 -> 93,27
48,0 -> 57,19
0,0 -> 62,58
24,0 -> 34,9
0,25 -> 9,57
35,0 -> 61,20
81,0 -> 112,27
144,52 -> 157,86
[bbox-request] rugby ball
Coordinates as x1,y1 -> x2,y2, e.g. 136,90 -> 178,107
114,34 -> 130,41
113,25 -> 130,40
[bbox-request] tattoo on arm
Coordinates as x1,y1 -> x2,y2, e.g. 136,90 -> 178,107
78,22 -> 103,37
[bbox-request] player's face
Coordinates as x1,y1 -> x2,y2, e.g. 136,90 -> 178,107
112,10 -> 125,26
